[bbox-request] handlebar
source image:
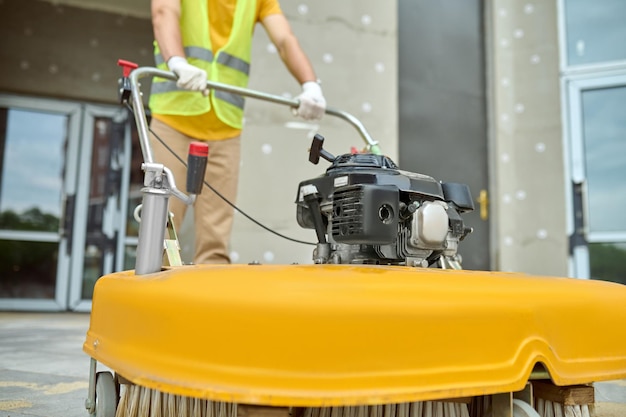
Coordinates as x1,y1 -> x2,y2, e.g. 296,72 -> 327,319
127,67 -> 381,165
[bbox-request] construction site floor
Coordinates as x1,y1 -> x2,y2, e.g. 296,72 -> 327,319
0,312 -> 625,417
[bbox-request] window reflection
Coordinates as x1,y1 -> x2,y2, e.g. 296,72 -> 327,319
124,245 -> 137,271
81,117 -> 119,299
564,0 -> 626,66
0,240 -> 58,299
81,115 -> 143,298
126,123 -> 144,238
0,108 -> 66,232
581,86 -> 626,233
589,242 -> 626,285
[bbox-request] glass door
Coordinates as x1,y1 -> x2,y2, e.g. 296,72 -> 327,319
0,95 -> 138,311
68,105 -> 133,311
0,95 -> 81,311
566,73 -> 626,284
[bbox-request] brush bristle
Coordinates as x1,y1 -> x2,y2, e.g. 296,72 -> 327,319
132,385 -> 143,416
535,399 -> 592,417
139,386 -> 151,416
115,384 -> 128,417
114,385 -> 473,417
150,389 -> 162,417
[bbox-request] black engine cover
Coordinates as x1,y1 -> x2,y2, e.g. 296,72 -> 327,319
331,184 -> 399,244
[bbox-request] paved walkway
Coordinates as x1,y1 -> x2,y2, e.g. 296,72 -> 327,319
0,313 -> 91,417
0,312 -> 625,417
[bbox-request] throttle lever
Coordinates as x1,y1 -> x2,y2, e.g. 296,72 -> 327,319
309,134 -> 336,165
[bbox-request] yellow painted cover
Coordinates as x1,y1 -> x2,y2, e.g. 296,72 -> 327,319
84,265 -> 626,406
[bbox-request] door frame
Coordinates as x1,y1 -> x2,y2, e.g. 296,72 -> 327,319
563,70 -> 626,278
0,94 -> 81,311
68,104 -> 131,312
0,95 -> 133,311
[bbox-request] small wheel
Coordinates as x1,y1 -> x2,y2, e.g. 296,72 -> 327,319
95,371 -> 117,417
512,399 -> 540,417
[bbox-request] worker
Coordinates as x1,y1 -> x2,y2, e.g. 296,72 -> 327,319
148,0 -> 326,264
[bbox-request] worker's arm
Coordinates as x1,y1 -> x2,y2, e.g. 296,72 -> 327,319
151,0 -> 208,92
151,0 -> 184,62
261,14 -> 317,84
262,13 -> 326,120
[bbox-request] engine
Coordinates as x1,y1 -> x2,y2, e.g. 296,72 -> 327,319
296,135 -> 474,269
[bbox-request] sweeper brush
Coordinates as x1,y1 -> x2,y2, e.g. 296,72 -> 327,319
83,63 -> 626,417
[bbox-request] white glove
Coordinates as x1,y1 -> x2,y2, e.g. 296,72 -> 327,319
294,81 -> 326,121
167,56 -> 209,95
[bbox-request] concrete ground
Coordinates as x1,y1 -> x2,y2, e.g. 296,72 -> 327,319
0,313 -> 91,417
0,312 -> 625,417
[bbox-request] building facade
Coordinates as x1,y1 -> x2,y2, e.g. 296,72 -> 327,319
0,0 -> 624,311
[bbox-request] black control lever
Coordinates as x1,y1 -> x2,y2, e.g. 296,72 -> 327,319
302,191 -> 327,245
309,134 -> 335,164
186,142 -> 209,194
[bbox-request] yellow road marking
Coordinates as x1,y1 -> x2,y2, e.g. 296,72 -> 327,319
0,380 -> 89,394
0,400 -> 32,410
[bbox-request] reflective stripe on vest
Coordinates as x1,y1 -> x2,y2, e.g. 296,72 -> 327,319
151,49 -> 249,110
155,46 -> 214,67
216,52 -> 250,76
151,80 -> 245,109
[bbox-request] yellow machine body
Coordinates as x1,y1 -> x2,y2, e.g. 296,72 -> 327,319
84,264 -> 626,406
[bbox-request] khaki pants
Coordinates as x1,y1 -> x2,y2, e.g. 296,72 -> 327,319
149,118 -> 240,264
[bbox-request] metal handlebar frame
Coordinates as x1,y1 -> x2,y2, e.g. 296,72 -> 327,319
128,67 -> 381,165
127,67 -> 380,275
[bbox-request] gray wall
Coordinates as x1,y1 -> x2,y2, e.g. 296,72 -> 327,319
230,1 -> 399,264
486,0 -> 568,276
398,0 -> 490,270
397,0 -> 569,276
0,0 -> 154,104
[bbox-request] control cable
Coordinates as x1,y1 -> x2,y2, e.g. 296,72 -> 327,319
125,104 -> 316,246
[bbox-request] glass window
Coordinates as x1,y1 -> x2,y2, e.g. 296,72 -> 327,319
125,124 -> 144,238
0,240 -> 58,299
81,117 -> 115,299
563,0 -> 626,66
0,99 -> 78,307
0,108 -> 66,232
124,245 -> 137,271
581,86 -> 626,234
589,242 -> 626,284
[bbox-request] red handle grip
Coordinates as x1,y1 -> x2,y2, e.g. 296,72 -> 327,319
187,142 -> 209,195
117,59 -> 139,77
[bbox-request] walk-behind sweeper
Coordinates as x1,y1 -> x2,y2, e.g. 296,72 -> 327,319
83,62 -> 626,417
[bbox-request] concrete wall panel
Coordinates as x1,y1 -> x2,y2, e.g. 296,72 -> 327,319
487,0 -> 568,276
0,0 -> 153,104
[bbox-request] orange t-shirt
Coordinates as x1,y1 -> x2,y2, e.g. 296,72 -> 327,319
153,0 -> 282,140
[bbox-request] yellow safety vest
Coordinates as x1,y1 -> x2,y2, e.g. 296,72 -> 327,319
149,0 -> 257,129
